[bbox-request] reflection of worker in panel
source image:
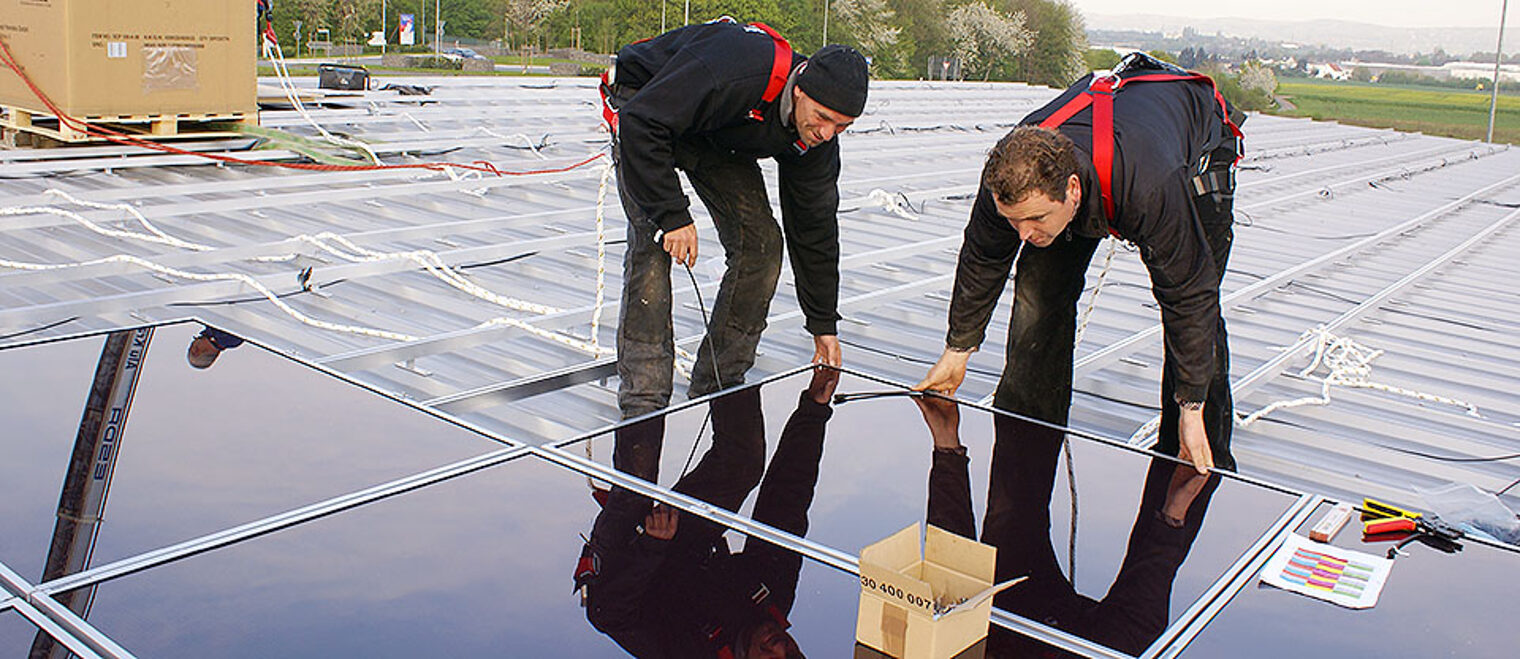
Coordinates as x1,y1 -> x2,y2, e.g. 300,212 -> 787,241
914,396 -> 1218,656
185,326 -> 244,369
575,367 -> 839,658
917,52 -> 1245,475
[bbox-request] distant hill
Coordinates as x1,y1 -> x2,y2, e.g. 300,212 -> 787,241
1087,14 -> 1504,56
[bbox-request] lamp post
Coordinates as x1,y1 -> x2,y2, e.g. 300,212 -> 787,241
1488,0 -> 1509,143
381,0 -> 387,55
823,0 -> 830,45
434,0 -> 442,55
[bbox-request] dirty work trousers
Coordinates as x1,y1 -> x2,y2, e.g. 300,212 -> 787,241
614,139 -> 784,420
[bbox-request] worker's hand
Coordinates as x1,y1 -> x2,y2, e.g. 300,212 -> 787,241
662,224 -> 698,267
913,394 -> 962,451
812,334 -> 842,367
644,504 -> 679,541
1161,463 -> 1213,525
1177,406 -> 1214,475
807,364 -> 841,405
915,348 -> 972,395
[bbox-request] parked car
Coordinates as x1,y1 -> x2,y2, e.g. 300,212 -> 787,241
443,47 -> 488,61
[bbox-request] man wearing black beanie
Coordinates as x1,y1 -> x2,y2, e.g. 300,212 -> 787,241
601,18 -> 868,457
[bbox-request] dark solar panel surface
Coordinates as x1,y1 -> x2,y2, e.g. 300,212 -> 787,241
1,325 -> 1515,657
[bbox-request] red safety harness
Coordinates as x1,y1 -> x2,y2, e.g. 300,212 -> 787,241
600,20 -> 794,137
1039,69 -> 1245,230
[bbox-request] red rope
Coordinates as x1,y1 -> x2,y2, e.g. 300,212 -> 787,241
0,35 -> 605,177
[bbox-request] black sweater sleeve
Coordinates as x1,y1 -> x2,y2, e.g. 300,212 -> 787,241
615,53 -> 718,233
946,185 -> 1020,350
778,143 -> 844,336
1136,174 -> 1220,402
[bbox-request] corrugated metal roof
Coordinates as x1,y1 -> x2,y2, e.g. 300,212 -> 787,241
2,75 -> 1517,522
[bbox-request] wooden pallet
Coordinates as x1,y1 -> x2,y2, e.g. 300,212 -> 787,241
0,103 -> 258,145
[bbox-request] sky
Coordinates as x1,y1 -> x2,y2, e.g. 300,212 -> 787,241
1072,0 -> 1517,30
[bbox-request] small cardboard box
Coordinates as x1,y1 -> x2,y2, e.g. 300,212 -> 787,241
856,524 -> 1013,659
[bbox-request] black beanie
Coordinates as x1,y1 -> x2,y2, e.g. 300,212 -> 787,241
796,44 -> 869,117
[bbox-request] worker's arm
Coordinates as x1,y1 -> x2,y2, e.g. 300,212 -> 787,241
777,144 -> 844,343
1137,176 -> 1222,474
920,187 -> 1015,394
616,54 -> 719,235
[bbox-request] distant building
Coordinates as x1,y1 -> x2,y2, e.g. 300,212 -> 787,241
1444,61 -> 1520,84
1308,62 -> 1350,81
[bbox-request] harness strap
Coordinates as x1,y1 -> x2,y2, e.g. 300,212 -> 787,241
1036,69 -> 1244,236
598,22 -> 795,135
1090,76 -> 1117,223
598,70 -> 620,134
745,22 -> 794,122
1038,93 -> 1091,133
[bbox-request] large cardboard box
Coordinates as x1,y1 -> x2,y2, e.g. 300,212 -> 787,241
856,524 -> 1019,659
0,0 -> 254,124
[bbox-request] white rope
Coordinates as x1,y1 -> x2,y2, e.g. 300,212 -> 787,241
399,112 -> 430,132
590,158 -> 613,351
0,254 -> 415,342
473,316 -> 614,358
0,191 -> 298,263
438,165 -> 492,198
474,127 -> 549,159
1073,236 -> 1119,348
0,203 -> 210,252
291,232 -> 566,315
1066,237 -> 1119,584
1234,327 -> 1482,427
262,40 -> 381,164
864,188 -> 918,220
0,194 -> 562,315
1128,326 -> 1484,443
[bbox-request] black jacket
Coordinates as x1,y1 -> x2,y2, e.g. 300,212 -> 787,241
614,21 -> 843,336
948,72 -> 1239,402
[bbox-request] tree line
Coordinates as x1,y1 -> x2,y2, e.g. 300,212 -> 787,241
265,0 -> 1089,86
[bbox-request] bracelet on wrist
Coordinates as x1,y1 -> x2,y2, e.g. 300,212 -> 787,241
1175,399 -> 1205,412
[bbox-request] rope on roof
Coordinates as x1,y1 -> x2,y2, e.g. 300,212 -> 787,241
1127,326 -> 1485,445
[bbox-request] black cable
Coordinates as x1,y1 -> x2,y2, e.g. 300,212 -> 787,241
833,389 -> 925,404
1244,224 -> 1379,240
678,262 -> 724,481
837,337 -> 1005,379
455,251 -> 538,270
1498,475 -> 1520,497
168,248 -> 541,309
1372,445 -> 1520,464
0,316 -> 80,341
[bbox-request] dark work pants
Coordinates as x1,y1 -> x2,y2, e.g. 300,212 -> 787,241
614,139 -> 784,419
992,174 -> 1237,471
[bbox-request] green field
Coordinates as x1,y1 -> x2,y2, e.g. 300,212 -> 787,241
1273,78 -> 1520,144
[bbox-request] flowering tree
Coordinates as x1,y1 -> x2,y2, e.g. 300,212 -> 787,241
944,2 -> 1032,81
1240,60 -> 1278,96
832,0 -> 904,75
506,0 -> 570,50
